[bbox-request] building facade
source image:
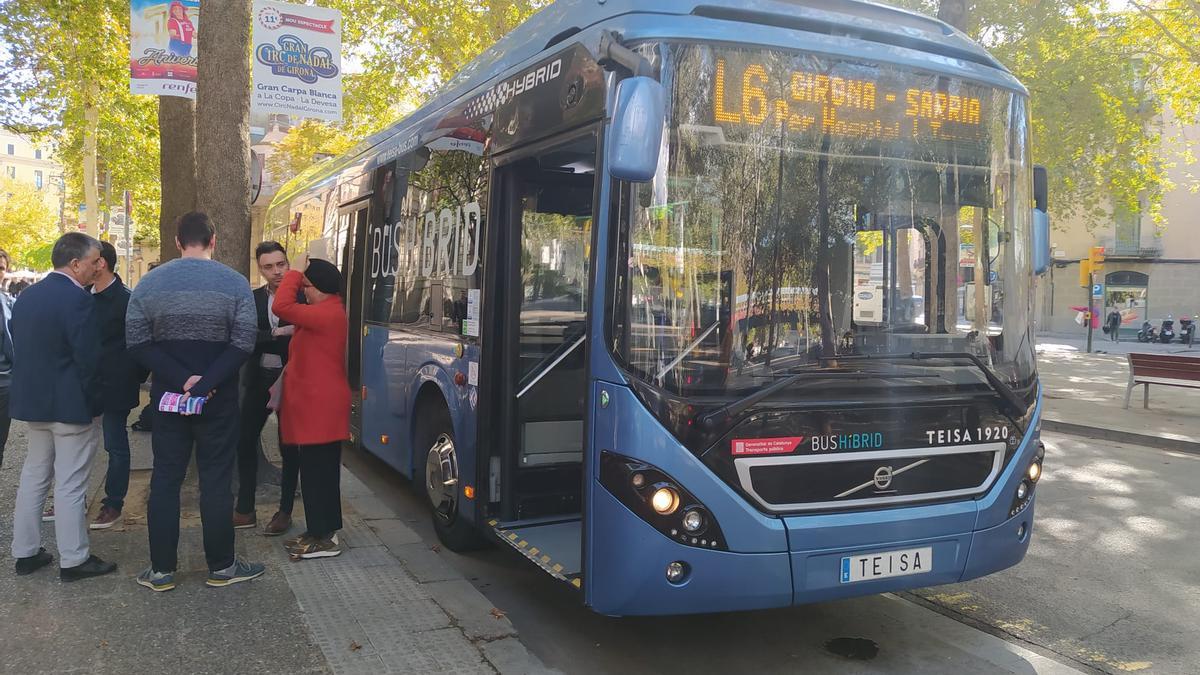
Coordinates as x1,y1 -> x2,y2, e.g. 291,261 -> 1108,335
0,128 -> 66,221
1037,114 -> 1200,338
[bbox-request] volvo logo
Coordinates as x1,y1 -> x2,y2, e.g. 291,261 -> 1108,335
873,466 -> 894,490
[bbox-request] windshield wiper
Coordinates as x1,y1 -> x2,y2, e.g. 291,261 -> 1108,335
827,351 -> 1028,416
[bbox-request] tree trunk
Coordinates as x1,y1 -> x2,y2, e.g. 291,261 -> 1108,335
937,0 -> 971,32
196,0 -> 252,279
158,96 -> 197,263
82,86 -> 99,237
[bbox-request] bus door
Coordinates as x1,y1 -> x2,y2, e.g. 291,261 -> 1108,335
337,201 -> 370,442
488,134 -> 597,587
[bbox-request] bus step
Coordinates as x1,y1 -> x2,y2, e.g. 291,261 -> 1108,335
489,518 -> 582,589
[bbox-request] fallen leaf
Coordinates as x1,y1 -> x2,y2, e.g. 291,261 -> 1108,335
431,545 -> 442,553
98,640 -> 109,649
349,641 -> 363,652
490,608 -> 506,620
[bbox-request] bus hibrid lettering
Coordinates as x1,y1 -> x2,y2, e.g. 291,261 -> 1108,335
371,201 -> 482,280
811,433 -> 885,452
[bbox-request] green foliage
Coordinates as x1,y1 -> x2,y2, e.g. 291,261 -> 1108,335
0,177 -> 59,270
885,1 -> 1200,231
0,0 -> 161,241
267,120 -> 357,187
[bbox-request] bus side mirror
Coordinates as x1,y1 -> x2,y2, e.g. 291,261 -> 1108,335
1033,165 -> 1049,212
1033,209 -> 1051,276
608,76 -> 666,183
1032,166 -> 1050,276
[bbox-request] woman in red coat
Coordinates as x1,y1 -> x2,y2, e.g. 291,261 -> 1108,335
272,257 -> 350,559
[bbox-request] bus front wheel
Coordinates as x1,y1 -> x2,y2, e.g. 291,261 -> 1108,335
416,404 -> 488,552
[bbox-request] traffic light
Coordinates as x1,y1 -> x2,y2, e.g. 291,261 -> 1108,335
1089,246 -> 1105,271
1079,259 -> 1092,288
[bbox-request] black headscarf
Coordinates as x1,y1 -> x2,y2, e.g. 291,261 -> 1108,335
304,258 -> 342,295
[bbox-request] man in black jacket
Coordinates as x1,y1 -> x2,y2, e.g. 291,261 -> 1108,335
233,241 -> 302,535
90,242 -> 145,530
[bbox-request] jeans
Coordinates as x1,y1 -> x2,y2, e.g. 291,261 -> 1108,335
236,368 -> 300,515
101,409 -> 133,511
0,386 -> 10,468
299,442 -> 343,539
148,400 -> 239,573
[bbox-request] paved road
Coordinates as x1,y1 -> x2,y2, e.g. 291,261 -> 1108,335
344,448 -> 1086,674
911,432 -> 1200,675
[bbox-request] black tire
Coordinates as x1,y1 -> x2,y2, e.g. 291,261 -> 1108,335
414,399 -> 489,552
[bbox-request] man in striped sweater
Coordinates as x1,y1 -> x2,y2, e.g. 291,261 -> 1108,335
126,212 -> 266,592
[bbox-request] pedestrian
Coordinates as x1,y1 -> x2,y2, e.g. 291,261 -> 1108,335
273,256 -> 350,559
89,242 -> 147,530
130,264 -> 161,434
1107,308 -> 1121,343
126,212 -> 265,592
0,248 -> 14,468
9,233 -> 118,581
233,241 -> 303,535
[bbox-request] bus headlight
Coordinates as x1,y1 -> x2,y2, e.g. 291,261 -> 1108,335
652,487 -> 680,515
1009,442 -> 1044,518
599,451 -> 727,551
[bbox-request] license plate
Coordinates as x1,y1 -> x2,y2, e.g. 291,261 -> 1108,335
840,547 -> 933,584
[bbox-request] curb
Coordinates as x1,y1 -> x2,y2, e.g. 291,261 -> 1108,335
1042,418 -> 1200,455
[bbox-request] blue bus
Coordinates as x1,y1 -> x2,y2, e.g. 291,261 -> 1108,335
266,0 -> 1053,616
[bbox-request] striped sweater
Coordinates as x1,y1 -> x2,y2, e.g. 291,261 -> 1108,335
126,257 -> 256,405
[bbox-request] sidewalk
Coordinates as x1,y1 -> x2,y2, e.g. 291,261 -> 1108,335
0,409 -> 551,675
1036,335 -> 1200,452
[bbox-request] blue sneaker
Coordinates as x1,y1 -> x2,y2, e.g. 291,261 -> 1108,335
136,568 -> 176,592
206,559 -> 265,588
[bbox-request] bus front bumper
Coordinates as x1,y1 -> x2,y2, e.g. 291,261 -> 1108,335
587,485 -> 1035,616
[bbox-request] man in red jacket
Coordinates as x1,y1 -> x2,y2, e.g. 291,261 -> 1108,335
271,257 -> 350,559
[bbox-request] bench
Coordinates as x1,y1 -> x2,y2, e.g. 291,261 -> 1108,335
1124,353 -> 1200,409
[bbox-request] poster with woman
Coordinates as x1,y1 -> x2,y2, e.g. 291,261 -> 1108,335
130,0 -> 200,99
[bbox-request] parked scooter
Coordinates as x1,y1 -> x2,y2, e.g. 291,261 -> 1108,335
1180,315 -> 1196,346
1158,316 -> 1175,344
1138,321 -> 1157,343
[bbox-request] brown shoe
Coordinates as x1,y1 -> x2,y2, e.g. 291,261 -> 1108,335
233,511 -> 257,529
263,511 -> 292,536
90,506 -> 121,530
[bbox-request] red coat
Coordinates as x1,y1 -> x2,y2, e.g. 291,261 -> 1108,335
273,270 -> 350,446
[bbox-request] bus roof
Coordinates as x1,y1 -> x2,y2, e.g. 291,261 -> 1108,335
272,0 -> 1011,209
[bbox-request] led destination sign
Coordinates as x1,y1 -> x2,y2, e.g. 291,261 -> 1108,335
704,51 -> 992,150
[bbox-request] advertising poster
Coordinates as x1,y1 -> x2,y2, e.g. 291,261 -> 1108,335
252,0 -> 342,122
130,0 -> 200,99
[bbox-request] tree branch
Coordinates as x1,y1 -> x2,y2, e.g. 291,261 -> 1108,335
1130,0 -> 1200,63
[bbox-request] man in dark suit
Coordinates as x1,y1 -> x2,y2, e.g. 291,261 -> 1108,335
9,233 -> 117,581
233,241 -> 303,535
89,242 -> 146,530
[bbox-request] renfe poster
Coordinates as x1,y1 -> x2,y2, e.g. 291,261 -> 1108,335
252,0 -> 343,122
129,0 -> 200,99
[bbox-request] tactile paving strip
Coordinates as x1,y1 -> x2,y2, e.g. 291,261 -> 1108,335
279,514 -> 484,674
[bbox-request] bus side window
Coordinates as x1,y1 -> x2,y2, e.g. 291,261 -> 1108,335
388,146 -> 488,334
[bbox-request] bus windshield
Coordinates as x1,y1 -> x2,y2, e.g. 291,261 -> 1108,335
614,44 -> 1037,408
